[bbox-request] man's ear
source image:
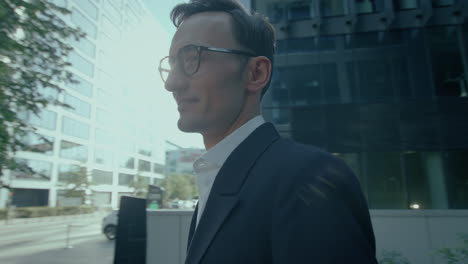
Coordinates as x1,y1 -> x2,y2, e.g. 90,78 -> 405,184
245,56 -> 271,94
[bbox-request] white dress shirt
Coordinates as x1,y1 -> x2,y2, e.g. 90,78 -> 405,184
193,115 -> 265,227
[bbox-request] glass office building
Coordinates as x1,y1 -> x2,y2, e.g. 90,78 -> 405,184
253,0 -> 468,209
0,0 -> 166,209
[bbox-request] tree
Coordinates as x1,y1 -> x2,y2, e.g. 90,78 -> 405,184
58,165 -> 93,206
0,0 -> 84,189
160,173 -> 198,207
129,173 -> 150,198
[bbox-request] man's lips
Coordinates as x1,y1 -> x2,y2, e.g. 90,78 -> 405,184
177,98 -> 199,110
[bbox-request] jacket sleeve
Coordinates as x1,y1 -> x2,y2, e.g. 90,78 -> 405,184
271,153 -> 378,264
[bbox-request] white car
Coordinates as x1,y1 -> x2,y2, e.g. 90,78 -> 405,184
102,210 -> 118,240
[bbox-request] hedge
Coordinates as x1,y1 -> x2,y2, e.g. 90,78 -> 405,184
0,205 -> 96,220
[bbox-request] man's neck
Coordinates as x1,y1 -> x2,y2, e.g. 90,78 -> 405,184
203,112 -> 260,150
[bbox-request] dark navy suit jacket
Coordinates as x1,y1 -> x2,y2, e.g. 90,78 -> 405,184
185,123 -> 377,264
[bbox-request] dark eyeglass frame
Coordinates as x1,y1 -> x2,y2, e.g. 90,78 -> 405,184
158,44 -> 256,83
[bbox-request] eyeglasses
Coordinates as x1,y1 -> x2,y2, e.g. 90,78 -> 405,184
158,44 -> 256,83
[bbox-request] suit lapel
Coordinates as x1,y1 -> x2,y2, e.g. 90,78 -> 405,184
187,204 -> 198,252
185,123 -> 280,264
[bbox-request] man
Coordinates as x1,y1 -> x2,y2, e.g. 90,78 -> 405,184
159,0 -> 378,263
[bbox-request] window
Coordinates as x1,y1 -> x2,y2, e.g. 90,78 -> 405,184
287,2 -> 310,21
11,158 -> 52,181
12,188 -> 49,207
101,15 -> 120,41
355,0 -> 384,14
394,0 -> 419,10
64,93 -> 91,118
72,0 -> 98,20
57,189 -> 83,206
68,74 -> 93,97
367,152 -> 407,209
432,0 -> 454,7
62,116 -> 90,139
96,88 -> 112,107
118,156 -> 135,169
138,147 -> 152,157
97,69 -> 114,90
104,0 -> 122,25
118,173 -> 134,186
60,140 -> 88,162
94,148 -> 112,166
71,8 -> 97,39
69,51 -> 95,77
96,108 -> 113,128
321,0 -> 345,17
49,0 -> 67,7
140,176 -> 150,185
93,191 -> 111,206
26,109 -> 57,130
153,163 -> 164,174
444,151 -> 468,209
69,36 -> 96,58
20,132 -> 54,155
427,27 -> 466,98
58,164 -> 81,182
95,128 -> 114,146
92,170 -> 113,185
138,160 -> 151,172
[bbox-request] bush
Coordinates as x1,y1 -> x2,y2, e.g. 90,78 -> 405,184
378,250 -> 411,264
0,205 -> 96,219
436,233 -> 468,264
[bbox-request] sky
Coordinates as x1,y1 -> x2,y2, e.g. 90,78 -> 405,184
124,0 -> 204,150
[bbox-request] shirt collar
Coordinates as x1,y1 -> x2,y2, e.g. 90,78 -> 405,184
195,115 -> 265,169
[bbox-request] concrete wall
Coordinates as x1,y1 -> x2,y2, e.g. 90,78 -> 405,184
147,210 -> 468,264
372,210 -> 468,264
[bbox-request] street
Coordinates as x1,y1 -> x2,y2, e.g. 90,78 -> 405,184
0,214 -> 114,264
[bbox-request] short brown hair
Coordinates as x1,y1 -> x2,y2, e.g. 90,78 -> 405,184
171,0 -> 276,98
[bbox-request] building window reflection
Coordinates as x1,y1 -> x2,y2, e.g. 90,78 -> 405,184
20,132 -> 54,155
58,164 -> 81,183
68,74 -> 93,98
92,170 -> 113,185
118,156 -> 135,169
393,0 -> 419,10
321,0 -> 345,17
62,116 -> 90,140
60,140 -> 88,162
138,160 -> 151,172
118,173 -> 134,186
69,51 -> 95,77
22,109 -> 57,131
12,158 -> 52,181
64,93 -> 92,118
71,8 -> 97,39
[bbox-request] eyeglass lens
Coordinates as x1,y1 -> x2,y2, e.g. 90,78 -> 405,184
159,45 -> 200,83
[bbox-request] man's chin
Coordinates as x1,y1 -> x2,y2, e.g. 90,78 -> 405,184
177,118 -> 200,133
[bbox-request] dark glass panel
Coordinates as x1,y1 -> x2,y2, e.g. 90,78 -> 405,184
367,152 -> 407,209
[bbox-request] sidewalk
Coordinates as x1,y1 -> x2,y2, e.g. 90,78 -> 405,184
0,211 -> 108,226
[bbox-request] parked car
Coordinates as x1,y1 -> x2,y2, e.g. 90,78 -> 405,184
102,210 -> 118,240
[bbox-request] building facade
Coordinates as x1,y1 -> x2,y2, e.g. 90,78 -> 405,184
0,0 -> 166,209
165,148 -> 205,175
248,0 -> 467,262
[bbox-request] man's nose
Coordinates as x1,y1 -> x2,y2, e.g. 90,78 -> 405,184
164,71 -> 186,93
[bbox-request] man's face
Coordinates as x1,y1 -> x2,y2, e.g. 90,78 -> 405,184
165,12 -> 247,135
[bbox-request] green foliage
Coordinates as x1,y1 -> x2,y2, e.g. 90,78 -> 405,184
0,0 -> 84,183
58,165 -> 92,204
436,234 -> 468,264
0,205 -> 96,220
129,173 -> 150,198
160,173 -> 198,207
378,250 -> 411,264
